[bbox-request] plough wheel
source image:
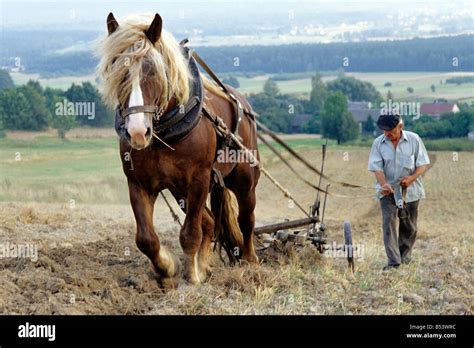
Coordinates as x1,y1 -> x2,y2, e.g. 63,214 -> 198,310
344,221 -> 355,272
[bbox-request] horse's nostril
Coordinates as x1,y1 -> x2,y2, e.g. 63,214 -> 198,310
145,127 -> 151,138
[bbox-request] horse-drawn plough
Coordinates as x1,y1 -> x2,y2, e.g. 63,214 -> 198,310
102,13 -> 360,285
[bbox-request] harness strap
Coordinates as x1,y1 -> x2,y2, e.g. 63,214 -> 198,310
192,51 -> 230,94
190,49 -> 246,137
121,105 -> 159,118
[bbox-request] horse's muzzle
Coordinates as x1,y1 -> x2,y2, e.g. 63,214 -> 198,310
125,126 -> 152,150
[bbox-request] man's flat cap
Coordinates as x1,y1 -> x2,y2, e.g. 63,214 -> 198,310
377,111 -> 401,131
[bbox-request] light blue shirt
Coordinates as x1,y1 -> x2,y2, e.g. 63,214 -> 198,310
368,130 -> 430,203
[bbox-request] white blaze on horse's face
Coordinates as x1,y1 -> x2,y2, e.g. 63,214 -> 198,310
126,78 -> 151,150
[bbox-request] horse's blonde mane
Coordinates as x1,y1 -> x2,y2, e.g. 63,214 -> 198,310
97,14 -> 229,110
97,14 -> 192,109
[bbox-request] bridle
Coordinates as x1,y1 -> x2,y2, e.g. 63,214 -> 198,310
114,42 -> 204,145
118,104 -> 166,122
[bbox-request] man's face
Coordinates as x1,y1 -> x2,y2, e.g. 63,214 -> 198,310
384,122 -> 403,141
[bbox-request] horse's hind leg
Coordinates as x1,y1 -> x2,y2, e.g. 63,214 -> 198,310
235,188 -> 259,264
128,182 -> 181,288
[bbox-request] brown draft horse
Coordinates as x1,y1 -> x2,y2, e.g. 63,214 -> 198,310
98,13 -> 260,287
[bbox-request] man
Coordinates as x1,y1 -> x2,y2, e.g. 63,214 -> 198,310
368,112 -> 430,271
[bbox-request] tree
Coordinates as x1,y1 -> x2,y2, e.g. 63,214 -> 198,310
321,91 -> 358,144
50,94 -> 75,139
430,84 -> 436,92
0,70 -> 14,89
65,82 -> 114,127
386,90 -> 394,102
263,78 -> 279,97
309,73 -> 328,114
0,81 -> 50,130
0,89 -> 33,130
222,76 -> 240,88
301,114 -> 321,134
441,110 -> 474,137
363,114 -> 375,134
20,81 -> 51,130
327,76 -> 383,106
44,87 -> 65,111
407,87 -> 414,93
0,119 -> 5,138
384,82 -> 392,87
248,91 -> 305,133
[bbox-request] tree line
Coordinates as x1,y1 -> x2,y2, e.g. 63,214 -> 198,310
404,111 -> 474,139
1,69 -> 472,143
0,73 -> 114,138
248,72 -> 474,143
2,33 -> 473,77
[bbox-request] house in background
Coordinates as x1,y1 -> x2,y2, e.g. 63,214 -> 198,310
347,101 -> 379,134
290,114 -> 312,133
420,100 -> 459,120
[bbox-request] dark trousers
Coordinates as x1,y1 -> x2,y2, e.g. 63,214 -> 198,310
380,195 -> 419,266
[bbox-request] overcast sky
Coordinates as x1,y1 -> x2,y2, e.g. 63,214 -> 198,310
1,0 -> 472,31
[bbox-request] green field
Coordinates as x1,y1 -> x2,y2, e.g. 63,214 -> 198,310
237,72 -> 474,103
0,136 -> 125,203
0,135 -> 331,203
10,72 -> 98,90
11,71 -> 474,103
1,134 -> 472,204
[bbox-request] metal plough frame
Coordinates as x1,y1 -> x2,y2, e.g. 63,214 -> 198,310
253,140 -> 355,272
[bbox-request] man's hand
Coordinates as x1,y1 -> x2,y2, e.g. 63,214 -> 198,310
400,175 -> 416,188
380,183 -> 394,196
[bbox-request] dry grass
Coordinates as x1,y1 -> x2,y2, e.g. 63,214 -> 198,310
0,146 -> 472,315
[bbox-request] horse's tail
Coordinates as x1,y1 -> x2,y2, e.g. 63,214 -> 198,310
211,185 -> 243,264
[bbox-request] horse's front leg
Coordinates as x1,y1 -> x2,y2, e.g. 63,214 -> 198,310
180,175 -> 210,284
128,181 -> 181,288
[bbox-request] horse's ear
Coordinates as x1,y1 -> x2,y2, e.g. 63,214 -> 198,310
145,14 -> 163,44
107,12 -> 119,35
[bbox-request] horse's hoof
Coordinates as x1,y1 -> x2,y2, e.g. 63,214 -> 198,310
197,265 -> 212,282
183,273 -> 201,285
159,276 -> 179,290
241,252 -> 259,265
158,246 -> 182,278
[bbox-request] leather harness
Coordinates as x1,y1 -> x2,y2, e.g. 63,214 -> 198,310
114,40 -> 257,191
114,40 -> 253,149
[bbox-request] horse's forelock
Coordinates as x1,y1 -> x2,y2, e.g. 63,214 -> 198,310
97,15 -> 191,109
